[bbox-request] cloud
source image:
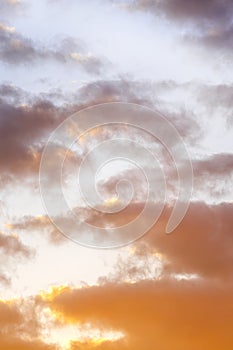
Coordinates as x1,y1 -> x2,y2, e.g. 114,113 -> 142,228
118,0 -> 233,52
0,83 -> 25,103
0,23 -> 37,64
0,297 -> 57,350
0,80 -> 149,181
193,153 -> 233,177
1,274 -> 233,350
184,23 -> 233,55
0,273 -> 11,286
43,200 -> 233,282
0,24 -> 106,73
79,80 -> 201,141
196,83 -> 233,111
91,150 -> 233,204
0,231 -> 34,286
77,199 -> 233,281
78,79 -> 154,106
125,0 -> 233,26
0,337 -> 56,350
191,153 -> 233,201
0,96 -> 66,181
0,290 -> 124,350
7,215 -> 67,244
0,79 -> 230,206
0,299 -> 22,326
69,339 -> 126,350
132,201 -> 233,281
0,0 -> 25,19
0,79 -> 200,183
0,231 -> 32,257
126,201 -> 233,282
43,279 -> 233,349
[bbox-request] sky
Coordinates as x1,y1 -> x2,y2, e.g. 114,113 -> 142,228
0,0 -> 233,348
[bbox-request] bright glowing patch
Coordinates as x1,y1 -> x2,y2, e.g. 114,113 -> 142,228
40,315 -> 125,350
39,285 -> 69,301
104,196 -> 119,206
0,23 -> 15,33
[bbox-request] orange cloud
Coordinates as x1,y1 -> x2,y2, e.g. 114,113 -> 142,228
2,200 -> 233,349
43,279 -> 233,350
144,201 -> 233,281
0,297 -> 57,350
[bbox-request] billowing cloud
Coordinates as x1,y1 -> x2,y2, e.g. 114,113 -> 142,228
108,200 -> 232,280
0,79 -> 201,183
42,279 -> 233,349
133,201 -> 233,281
39,200 -> 233,281
0,1 -> 232,348
1,275 -> 233,349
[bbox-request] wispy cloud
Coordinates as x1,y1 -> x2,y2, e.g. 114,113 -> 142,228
0,24 -> 107,73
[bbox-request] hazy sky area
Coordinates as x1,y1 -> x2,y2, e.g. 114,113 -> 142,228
0,0 -> 233,349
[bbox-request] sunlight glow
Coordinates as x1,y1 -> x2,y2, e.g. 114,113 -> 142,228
104,196 -> 119,206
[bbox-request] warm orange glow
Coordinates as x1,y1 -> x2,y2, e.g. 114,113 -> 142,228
39,285 -> 70,302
